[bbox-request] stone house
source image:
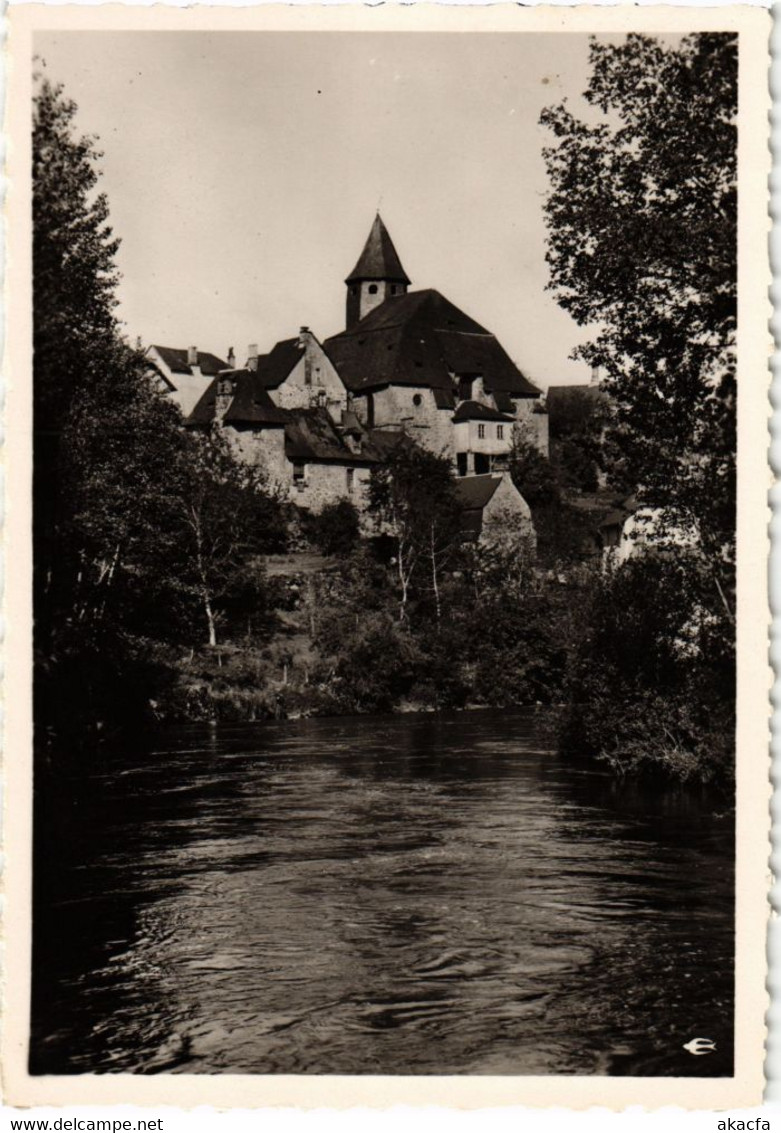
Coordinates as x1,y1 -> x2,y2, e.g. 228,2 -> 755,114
145,344 -> 230,416
245,329 -> 347,417
454,473 -> 536,552
168,214 -> 543,541
186,331 -> 396,512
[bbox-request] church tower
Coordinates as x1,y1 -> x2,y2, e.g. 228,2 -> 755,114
345,214 -> 411,330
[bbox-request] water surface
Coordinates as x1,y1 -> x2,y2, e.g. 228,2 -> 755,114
31,710 -> 733,1076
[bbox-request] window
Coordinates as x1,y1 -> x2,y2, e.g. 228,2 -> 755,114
293,462 -> 306,484
346,468 -> 355,493
413,394 -> 423,407
478,423 -> 486,439
304,368 -> 312,386
497,425 -> 504,440
391,285 -> 398,295
368,283 -> 379,295
366,392 -> 375,428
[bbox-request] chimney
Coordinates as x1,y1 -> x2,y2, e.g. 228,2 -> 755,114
590,364 -> 601,388
188,345 -> 198,368
299,327 -> 314,388
247,344 -> 259,372
227,347 -> 236,369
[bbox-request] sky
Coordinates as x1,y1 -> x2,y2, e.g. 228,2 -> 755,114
35,30 -> 605,389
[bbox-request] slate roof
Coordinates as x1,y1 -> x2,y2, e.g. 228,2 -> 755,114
453,474 -> 507,539
453,474 -> 503,513
151,346 -> 229,376
453,400 -> 514,424
284,409 -> 388,465
251,338 -> 306,389
324,289 -> 540,401
345,214 -> 411,285
186,370 -> 289,428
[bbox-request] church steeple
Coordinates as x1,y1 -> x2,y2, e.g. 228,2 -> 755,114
345,214 -> 410,329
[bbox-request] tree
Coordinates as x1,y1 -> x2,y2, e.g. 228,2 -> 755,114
174,431 -> 285,646
541,34 -> 737,585
542,36 -> 738,784
368,444 -> 461,623
33,71 -> 124,624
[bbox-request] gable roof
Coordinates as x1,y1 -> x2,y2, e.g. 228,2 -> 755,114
251,338 -> 306,389
151,346 -> 228,376
186,370 -> 289,428
453,400 -> 514,424
346,214 -> 411,285
453,474 -> 503,513
324,289 -> 540,401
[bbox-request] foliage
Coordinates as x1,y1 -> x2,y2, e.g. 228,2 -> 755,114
312,608 -> 425,714
508,435 -> 596,564
32,72 -> 284,744
561,554 -> 735,788
547,388 -> 608,492
508,435 -> 560,508
368,443 -> 461,622
33,71 -> 197,741
303,499 -> 361,557
541,33 -> 737,571
33,70 -> 120,435
542,33 -> 737,787
172,431 -> 286,646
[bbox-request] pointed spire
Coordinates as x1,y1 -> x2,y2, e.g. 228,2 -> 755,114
345,214 -> 411,285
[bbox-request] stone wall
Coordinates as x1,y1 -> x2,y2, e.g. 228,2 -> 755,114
346,280 -> 407,328
353,386 -> 453,460
481,474 -> 536,554
274,337 -> 347,415
290,461 -> 373,513
223,425 -> 290,492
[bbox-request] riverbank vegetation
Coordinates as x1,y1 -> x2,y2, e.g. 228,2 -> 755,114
33,35 -> 736,792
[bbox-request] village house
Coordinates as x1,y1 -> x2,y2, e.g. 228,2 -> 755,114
165,214 -> 545,539
185,327 -> 400,513
144,344 -> 230,416
455,473 -> 536,553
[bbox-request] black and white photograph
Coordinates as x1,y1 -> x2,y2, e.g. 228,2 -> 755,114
4,3 -> 770,1110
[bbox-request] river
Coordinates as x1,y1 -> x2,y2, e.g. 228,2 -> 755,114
31,709 -> 733,1076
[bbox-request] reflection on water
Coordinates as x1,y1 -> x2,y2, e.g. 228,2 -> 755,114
31,710 -> 733,1076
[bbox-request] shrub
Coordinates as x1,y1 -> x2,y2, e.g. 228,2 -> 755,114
305,500 -> 361,557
